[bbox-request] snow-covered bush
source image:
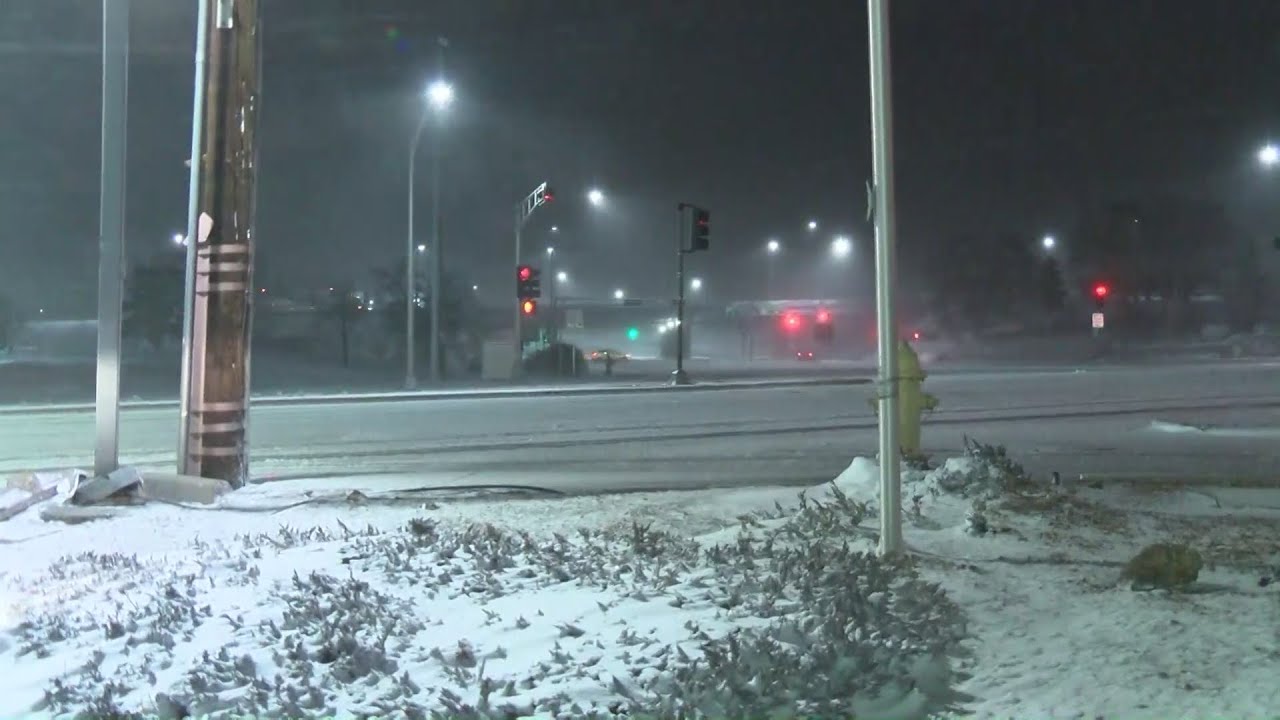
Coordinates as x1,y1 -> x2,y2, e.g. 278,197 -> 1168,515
8,498 -> 968,720
914,437 -> 1032,500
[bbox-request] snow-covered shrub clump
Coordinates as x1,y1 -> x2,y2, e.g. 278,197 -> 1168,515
913,437 -> 1033,500
6,499 -> 968,720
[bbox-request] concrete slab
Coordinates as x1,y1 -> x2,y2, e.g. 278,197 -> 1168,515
39,503 -> 127,524
140,472 -> 233,505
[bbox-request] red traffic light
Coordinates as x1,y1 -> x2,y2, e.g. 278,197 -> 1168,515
782,312 -> 802,331
816,309 -> 831,324
521,299 -> 537,315
1093,283 -> 1109,299
518,266 -> 532,282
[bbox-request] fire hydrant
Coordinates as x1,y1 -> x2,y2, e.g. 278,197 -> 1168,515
868,340 -> 939,459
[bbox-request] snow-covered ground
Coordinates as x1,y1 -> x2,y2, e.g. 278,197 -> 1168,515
2,447 -> 1279,718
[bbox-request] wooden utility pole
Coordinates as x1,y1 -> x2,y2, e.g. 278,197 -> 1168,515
180,0 -> 261,487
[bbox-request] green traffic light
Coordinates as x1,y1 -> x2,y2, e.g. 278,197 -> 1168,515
626,327 -> 639,341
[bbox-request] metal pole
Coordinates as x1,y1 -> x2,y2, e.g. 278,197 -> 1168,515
672,205 -> 691,385
429,39 -> 447,384
868,0 -> 902,557
94,0 -> 129,479
406,115 -> 426,389
178,0 -> 212,475
547,251 -> 556,344
512,215 -> 523,377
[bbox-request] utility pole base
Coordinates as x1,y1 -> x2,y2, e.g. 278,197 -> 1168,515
669,369 -> 693,386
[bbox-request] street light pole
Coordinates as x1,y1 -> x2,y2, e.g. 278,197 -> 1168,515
428,37 -> 448,384
94,0 -> 129,479
868,0 -> 903,557
406,113 -> 427,389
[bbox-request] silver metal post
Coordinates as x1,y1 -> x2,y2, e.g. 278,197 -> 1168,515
178,0 -> 212,475
406,115 -> 427,389
94,0 -> 129,479
868,0 -> 902,556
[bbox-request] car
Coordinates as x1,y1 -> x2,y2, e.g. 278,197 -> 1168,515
795,350 -> 816,361
589,349 -> 630,362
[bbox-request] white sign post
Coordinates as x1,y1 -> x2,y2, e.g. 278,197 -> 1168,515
1092,312 -> 1105,329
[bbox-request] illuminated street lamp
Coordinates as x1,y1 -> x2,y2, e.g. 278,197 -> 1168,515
1260,143 -> 1280,168
426,79 -> 454,111
690,277 -> 703,291
556,270 -> 568,283
766,238 -> 780,254
613,288 -> 625,300
831,235 -> 853,259
1042,234 -> 1056,251
587,188 -> 606,207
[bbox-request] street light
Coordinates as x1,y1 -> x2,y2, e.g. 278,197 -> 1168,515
426,79 -> 454,111
417,243 -> 426,253
407,42 -> 454,389
766,238 -> 780,254
1259,143 -> 1279,168
546,246 -> 555,256
556,270 -> 568,283
1042,234 -> 1056,251
690,277 -> 703,291
587,188 -> 606,207
807,219 -> 818,232
613,288 -> 625,300
831,235 -> 853,258
172,232 -> 186,246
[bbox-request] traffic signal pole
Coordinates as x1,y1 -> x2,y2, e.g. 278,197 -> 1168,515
868,0 -> 903,557
178,0 -> 261,487
511,182 -> 553,378
512,209 -> 523,376
672,206 -> 690,385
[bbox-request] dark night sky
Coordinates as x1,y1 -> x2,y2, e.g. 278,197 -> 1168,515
3,0 -> 1279,315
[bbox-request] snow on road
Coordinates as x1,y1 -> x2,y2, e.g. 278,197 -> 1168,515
2,446 -> 1280,718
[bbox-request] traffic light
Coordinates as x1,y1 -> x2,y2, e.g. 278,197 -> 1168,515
814,309 -> 834,343
538,185 -> 555,205
781,311 -> 802,332
626,327 -> 639,341
1092,282 -> 1109,310
521,299 -> 537,316
517,265 -> 542,300
690,207 -> 710,252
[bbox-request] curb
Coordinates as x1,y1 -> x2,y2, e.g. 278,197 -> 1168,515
0,376 -> 872,416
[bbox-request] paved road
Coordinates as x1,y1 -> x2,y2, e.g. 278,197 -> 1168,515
1,361 -> 1277,493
